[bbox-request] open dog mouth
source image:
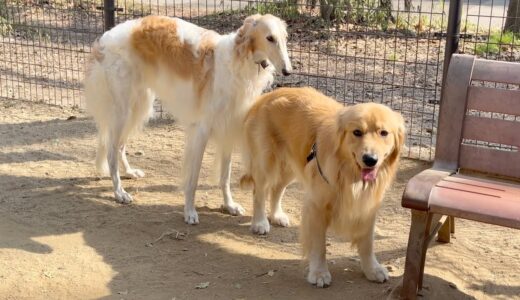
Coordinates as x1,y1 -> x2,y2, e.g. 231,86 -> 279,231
361,168 -> 377,182
354,153 -> 378,182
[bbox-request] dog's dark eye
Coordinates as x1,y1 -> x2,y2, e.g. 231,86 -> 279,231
266,35 -> 276,43
353,129 -> 363,137
380,130 -> 389,137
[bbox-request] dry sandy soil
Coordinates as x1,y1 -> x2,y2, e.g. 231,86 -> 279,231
1,99 -> 519,300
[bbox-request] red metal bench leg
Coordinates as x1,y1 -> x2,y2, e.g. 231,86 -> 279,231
401,210 -> 432,300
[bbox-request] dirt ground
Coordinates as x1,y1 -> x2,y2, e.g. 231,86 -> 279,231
1,99 -> 519,300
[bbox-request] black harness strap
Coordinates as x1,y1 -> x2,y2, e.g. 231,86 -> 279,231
306,143 -> 330,184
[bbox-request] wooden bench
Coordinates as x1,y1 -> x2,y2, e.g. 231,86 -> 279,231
400,54 -> 520,299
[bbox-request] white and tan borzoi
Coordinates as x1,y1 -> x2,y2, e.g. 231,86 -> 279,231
84,14 -> 291,224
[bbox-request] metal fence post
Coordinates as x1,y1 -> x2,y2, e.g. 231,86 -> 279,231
104,0 -> 116,31
441,0 -> 463,89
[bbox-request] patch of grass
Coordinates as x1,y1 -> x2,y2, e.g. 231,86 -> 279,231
0,18 -> 13,36
475,31 -> 520,56
387,53 -> 397,61
246,0 -> 300,21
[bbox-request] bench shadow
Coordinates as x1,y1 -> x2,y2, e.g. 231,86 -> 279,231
0,169 -> 477,299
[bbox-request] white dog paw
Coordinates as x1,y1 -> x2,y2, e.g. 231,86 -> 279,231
125,169 -> 145,179
307,269 -> 332,288
115,190 -> 133,204
222,202 -> 245,216
184,208 -> 199,225
269,212 -> 290,227
251,218 -> 270,235
362,262 -> 389,283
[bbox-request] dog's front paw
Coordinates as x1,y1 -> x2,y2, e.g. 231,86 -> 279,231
222,202 -> 245,216
307,269 -> 332,288
251,218 -> 270,235
115,189 -> 133,204
362,262 -> 389,283
269,212 -> 290,227
125,169 -> 145,179
184,208 -> 199,225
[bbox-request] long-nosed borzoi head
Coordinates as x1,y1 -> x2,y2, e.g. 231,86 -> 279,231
235,14 -> 292,76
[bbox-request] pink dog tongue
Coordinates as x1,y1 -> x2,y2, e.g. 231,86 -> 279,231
361,168 -> 377,182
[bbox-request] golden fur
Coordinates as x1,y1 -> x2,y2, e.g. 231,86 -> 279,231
130,16 -> 219,100
240,87 -> 405,287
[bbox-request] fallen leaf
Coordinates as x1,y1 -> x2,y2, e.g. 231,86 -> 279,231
267,270 -> 275,277
448,282 -> 457,289
196,282 -> 210,289
346,280 -> 354,284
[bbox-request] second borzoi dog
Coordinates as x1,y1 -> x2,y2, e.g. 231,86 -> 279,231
84,14 -> 291,224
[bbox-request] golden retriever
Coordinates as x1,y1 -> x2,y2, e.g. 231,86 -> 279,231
240,87 -> 405,287
84,14 -> 291,224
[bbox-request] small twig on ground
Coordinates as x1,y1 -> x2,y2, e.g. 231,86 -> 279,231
255,269 -> 277,277
145,229 -> 188,247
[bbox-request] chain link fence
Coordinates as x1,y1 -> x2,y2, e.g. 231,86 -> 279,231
1,0 -> 519,160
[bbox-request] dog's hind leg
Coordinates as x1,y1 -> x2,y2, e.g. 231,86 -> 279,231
120,144 -> 145,178
302,198 -> 331,287
356,215 -> 389,283
95,133 -> 109,176
251,176 -> 270,234
268,171 -> 293,227
183,125 -> 210,224
107,119 -> 134,204
219,146 -> 245,216
120,89 -> 154,179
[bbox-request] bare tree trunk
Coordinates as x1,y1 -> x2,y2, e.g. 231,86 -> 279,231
505,0 -> 520,33
380,0 -> 396,23
319,0 -> 336,21
405,0 -> 412,11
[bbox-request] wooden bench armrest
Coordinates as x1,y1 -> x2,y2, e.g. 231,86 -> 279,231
402,168 -> 454,211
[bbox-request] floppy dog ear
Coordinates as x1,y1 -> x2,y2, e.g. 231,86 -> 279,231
235,14 -> 261,57
388,112 -> 406,165
334,107 -> 350,154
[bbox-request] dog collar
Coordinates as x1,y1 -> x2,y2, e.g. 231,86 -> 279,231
307,143 -> 330,184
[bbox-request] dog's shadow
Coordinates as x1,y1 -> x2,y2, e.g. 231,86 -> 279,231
0,170 -> 478,300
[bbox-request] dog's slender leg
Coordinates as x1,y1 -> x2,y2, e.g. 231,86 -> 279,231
251,178 -> 270,234
108,125 -> 133,204
120,144 -> 145,179
357,216 -> 389,283
183,125 -> 209,225
268,175 -> 291,227
302,201 -> 331,287
219,149 -> 245,216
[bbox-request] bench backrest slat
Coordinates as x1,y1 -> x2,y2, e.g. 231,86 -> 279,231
462,116 -> 519,147
467,86 -> 520,116
472,59 -> 520,85
459,145 -> 520,178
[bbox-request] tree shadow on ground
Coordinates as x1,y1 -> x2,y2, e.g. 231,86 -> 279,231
0,168 -> 475,299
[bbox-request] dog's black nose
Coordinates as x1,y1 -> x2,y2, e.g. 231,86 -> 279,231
362,154 -> 378,167
282,68 -> 291,76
